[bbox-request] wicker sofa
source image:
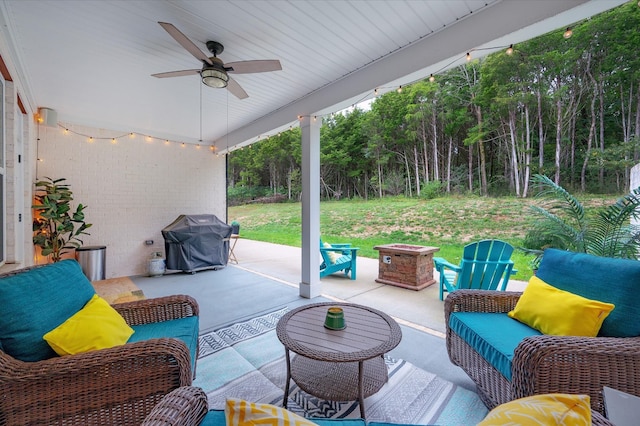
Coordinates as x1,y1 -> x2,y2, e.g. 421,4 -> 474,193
0,260 -> 199,425
445,248 -> 640,415
141,385 -> 615,426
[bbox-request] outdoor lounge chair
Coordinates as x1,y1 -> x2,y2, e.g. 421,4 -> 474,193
0,260 -> 199,425
445,249 -> 640,415
434,239 -> 516,301
320,239 -> 359,280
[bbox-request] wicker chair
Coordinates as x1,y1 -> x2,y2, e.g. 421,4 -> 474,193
445,289 -> 640,416
0,264 -> 199,426
141,386 -> 209,426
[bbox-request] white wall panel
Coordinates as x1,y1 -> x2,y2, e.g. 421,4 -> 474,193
36,125 -> 226,277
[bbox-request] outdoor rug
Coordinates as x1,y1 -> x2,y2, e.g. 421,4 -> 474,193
193,308 -> 488,425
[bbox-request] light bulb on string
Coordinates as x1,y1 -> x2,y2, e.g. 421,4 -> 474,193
429,74 -> 435,82
563,28 -> 573,39
466,52 -> 471,62
397,85 -> 402,93
506,44 -> 513,55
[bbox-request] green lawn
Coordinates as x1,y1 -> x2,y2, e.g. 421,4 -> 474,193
229,194 -> 616,281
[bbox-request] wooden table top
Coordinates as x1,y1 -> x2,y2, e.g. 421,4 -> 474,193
276,302 -> 402,362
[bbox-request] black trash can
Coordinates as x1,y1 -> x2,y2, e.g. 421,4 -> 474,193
75,245 -> 106,281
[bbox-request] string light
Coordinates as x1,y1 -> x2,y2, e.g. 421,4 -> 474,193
227,40 -> 524,155
563,27 -> 573,39
56,124 -> 213,151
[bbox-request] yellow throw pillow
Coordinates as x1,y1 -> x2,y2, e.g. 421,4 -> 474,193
225,398 -> 318,426
43,294 -> 134,356
508,276 -> 614,337
322,242 -> 341,264
477,394 -> 591,426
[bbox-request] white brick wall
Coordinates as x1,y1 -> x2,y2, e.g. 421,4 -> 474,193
36,124 -> 227,277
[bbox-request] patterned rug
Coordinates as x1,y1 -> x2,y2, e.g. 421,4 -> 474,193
194,308 -> 488,425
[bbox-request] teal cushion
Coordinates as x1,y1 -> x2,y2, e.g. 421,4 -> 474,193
0,260 -> 96,361
129,316 -> 199,372
369,423 -> 428,426
200,410 -> 366,426
537,249 -> 640,337
449,312 -> 541,381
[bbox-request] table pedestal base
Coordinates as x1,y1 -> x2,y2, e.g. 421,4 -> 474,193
284,353 -> 387,418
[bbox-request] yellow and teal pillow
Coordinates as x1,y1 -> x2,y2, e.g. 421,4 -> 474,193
0,260 -> 96,361
43,294 -> 134,356
508,276 -> 614,337
478,393 -> 591,425
225,398 -> 318,426
535,249 -> 639,337
322,242 -> 342,264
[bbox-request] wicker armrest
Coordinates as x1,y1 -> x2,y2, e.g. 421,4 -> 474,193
114,294 -> 199,326
141,386 -> 209,426
444,289 -> 522,325
512,335 -> 640,414
0,338 -> 192,425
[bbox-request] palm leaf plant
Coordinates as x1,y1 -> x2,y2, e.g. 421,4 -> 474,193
32,177 -> 92,262
523,174 -> 640,268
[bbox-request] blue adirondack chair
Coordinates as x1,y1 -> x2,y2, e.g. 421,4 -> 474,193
433,239 -> 517,301
320,240 -> 359,280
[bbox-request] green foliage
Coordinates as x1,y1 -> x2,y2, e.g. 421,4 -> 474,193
228,185 -> 274,206
32,177 -> 92,262
228,2 -> 639,199
420,181 -> 442,199
524,174 -> 640,261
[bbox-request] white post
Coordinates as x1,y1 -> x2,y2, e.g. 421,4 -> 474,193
299,115 -> 321,298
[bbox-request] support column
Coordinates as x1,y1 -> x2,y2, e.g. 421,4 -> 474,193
299,116 -> 321,298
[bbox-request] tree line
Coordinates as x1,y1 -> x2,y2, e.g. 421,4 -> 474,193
228,1 -> 640,203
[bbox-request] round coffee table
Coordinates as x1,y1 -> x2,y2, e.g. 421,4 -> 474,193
276,302 -> 402,418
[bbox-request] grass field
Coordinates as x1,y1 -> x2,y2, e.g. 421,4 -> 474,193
229,194 -> 617,281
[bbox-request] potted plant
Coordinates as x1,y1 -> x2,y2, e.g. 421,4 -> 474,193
32,177 -> 92,262
523,174 -> 640,262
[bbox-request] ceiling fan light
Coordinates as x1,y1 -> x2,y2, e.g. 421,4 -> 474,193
201,68 -> 228,88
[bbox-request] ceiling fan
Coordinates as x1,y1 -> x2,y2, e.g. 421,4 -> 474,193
152,22 -> 282,99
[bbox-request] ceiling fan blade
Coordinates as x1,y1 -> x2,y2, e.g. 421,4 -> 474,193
226,60 -> 282,74
158,22 -> 212,66
227,77 -> 248,99
152,69 -> 200,78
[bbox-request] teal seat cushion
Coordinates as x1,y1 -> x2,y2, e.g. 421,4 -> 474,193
200,410 -> 366,425
449,312 -> 541,381
0,260 -> 96,361
129,316 -> 199,372
537,249 -> 640,337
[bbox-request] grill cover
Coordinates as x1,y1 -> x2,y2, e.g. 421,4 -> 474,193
162,214 -> 232,272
